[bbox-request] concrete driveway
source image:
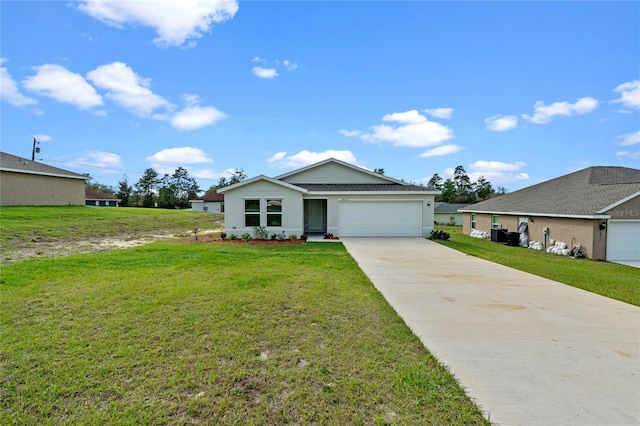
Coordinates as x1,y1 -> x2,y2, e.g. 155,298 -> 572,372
341,238 -> 640,426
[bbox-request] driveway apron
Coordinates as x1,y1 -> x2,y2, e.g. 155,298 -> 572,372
341,238 -> 640,426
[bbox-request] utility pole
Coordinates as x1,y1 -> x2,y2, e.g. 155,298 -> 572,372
31,137 -> 40,161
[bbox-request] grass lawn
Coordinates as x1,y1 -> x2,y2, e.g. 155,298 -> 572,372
434,226 -> 640,307
0,241 -> 488,424
0,206 -> 224,264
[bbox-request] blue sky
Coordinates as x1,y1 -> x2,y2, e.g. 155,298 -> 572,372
1,1 -> 638,192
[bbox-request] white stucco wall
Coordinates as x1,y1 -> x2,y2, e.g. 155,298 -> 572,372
223,180 -> 305,236
191,201 -> 223,213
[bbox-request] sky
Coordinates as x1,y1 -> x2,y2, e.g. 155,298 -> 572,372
1,1 -> 639,193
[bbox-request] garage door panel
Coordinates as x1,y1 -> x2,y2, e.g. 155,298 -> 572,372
339,201 -> 422,237
607,221 -> 640,261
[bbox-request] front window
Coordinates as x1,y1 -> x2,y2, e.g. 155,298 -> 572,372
245,199 -> 260,227
266,199 -> 282,227
471,213 -> 477,229
492,215 -> 500,229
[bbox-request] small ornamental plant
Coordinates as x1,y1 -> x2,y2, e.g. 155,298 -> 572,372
252,226 -> 268,240
220,232 -> 227,240
428,229 -> 451,241
324,232 -> 335,239
241,233 -> 252,241
229,234 -> 239,240
288,233 -> 298,241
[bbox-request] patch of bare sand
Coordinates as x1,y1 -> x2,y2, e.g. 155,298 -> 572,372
1,229 -> 221,265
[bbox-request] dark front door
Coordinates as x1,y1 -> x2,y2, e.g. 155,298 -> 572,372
305,199 -> 326,233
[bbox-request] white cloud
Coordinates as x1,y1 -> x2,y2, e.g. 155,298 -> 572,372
1,60 -> 38,107
466,160 -> 529,183
423,107 -> 453,119
87,62 -> 172,117
356,110 -> 453,148
33,134 -> 52,142
77,151 -> 123,171
522,97 -> 598,124
339,129 -> 363,137
169,94 -> 226,131
485,114 -> 518,132
612,80 -> 640,110
618,130 -> 640,147
267,150 -> 358,169
147,147 -> 214,169
77,0 -> 238,48
252,66 -> 278,79
171,106 -> 226,131
419,144 -> 461,158
22,64 -> 103,110
282,60 -> 298,71
616,150 -> 640,160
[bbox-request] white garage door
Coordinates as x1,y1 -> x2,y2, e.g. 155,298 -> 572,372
338,200 -> 422,237
607,220 -> 640,261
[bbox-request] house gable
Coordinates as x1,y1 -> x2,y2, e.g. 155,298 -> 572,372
277,158 -> 400,185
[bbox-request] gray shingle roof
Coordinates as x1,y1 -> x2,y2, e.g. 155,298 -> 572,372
292,183 -> 431,192
459,166 -> 640,217
435,202 -> 472,213
0,151 -> 88,180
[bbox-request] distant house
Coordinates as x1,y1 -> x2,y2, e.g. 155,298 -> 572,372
85,189 -> 120,207
190,192 -> 224,213
434,202 -> 472,226
459,166 -> 640,263
0,151 -> 89,206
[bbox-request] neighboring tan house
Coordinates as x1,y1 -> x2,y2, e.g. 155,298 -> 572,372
218,158 -> 439,237
0,151 -> 89,206
85,189 -> 120,207
190,192 -> 224,213
434,202 -> 471,226
459,166 -> 640,263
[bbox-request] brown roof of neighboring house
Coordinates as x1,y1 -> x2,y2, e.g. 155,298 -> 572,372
0,151 -> 89,180
190,192 -> 224,202
459,166 -> 640,217
85,189 -> 120,201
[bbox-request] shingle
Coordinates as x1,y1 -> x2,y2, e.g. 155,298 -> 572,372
0,151 -> 88,180
460,166 -> 640,216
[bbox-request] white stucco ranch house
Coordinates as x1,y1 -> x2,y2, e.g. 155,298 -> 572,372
189,192 -> 224,213
217,158 -> 439,238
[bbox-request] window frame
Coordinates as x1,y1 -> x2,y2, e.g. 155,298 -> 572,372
471,213 -> 477,229
491,214 -> 500,229
244,199 -> 261,227
266,198 -> 283,227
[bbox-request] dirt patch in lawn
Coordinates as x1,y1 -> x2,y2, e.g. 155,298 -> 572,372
1,231 -> 312,265
2,230 -> 222,265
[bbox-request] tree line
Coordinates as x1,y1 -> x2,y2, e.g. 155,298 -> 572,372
86,167 -> 248,209
425,165 -> 506,203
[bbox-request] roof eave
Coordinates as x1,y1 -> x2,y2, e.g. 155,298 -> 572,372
1,167 -> 89,180
458,209 -> 610,220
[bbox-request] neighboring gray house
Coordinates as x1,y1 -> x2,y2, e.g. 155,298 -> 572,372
0,151 -> 89,206
434,202 -> 471,226
218,158 -> 439,237
190,192 -> 224,213
459,166 -> 640,263
85,189 -> 120,207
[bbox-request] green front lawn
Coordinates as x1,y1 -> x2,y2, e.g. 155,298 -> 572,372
434,226 -> 640,306
1,242 -> 488,425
